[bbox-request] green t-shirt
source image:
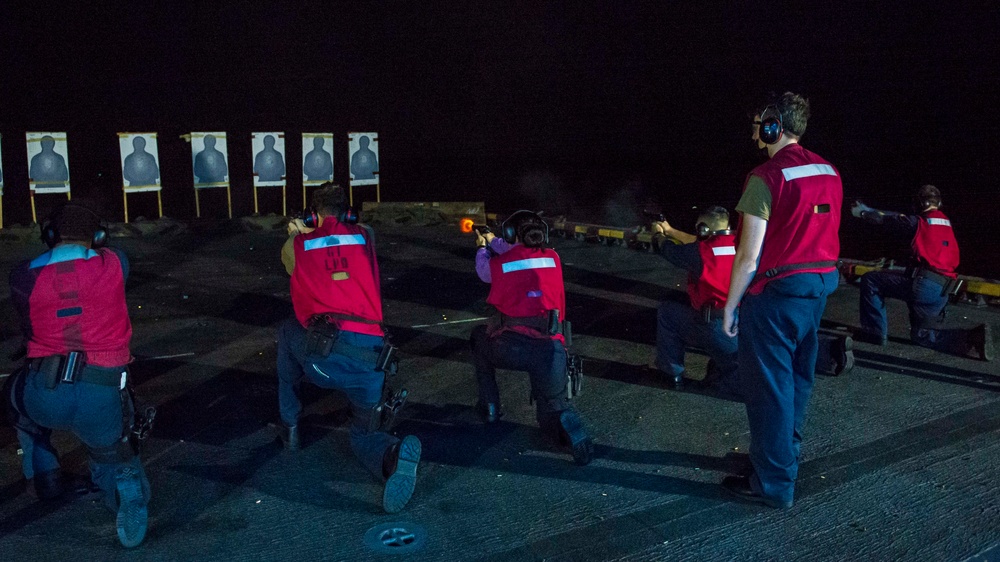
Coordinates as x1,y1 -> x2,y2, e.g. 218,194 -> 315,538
735,174 -> 772,220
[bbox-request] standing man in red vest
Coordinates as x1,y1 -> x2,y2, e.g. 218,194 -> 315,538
470,210 -> 594,465
852,185 -> 993,360
649,206 -> 739,394
720,92 -> 843,508
4,201 -> 150,547
278,183 -> 421,513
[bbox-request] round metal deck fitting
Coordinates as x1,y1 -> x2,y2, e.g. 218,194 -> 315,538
363,521 -> 427,555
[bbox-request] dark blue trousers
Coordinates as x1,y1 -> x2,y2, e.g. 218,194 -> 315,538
656,300 -> 738,387
860,270 -> 972,355
276,318 -> 397,481
740,271 -> 838,504
471,325 -> 573,431
7,366 -> 150,512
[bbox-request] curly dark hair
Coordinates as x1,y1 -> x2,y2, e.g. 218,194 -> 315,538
311,182 -> 346,216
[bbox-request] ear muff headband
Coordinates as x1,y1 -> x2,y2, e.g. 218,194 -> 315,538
41,203 -> 109,249
301,205 -> 359,228
696,222 -> 732,240
501,210 -> 548,244
758,105 -> 783,145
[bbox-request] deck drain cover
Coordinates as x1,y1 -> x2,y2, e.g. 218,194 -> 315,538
363,521 -> 427,555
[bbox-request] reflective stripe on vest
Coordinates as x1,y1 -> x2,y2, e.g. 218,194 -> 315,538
926,218 -> 951,227
712,245 -> 736,256
501,257 -> 556,273
781,163 -> 837,181
304,234 -> 367,251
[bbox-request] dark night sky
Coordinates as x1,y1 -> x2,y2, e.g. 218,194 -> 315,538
2,2 -> 999,274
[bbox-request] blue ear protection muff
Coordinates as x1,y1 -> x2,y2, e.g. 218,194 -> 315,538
301,208 -> 320,228
340,206 -> 359,225
301,205 -> 359,228
501,210 -> 548,244
41,203 -> 109,249
758,104 -> 783,145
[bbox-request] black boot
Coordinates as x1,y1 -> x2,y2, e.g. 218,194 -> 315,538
816,332 -> 855,376
32,469 -> 64,500
854,330 -> 887,347
970,324 -> 995,362
382,435 -> 421,514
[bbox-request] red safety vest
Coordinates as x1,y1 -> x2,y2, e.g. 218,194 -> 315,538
744,144 -> 842,295
21,247 -> 132,367
487,245 -> 566,342
290,219 -> 384,337
688,233 -> 737,310
912,209 -> 959,277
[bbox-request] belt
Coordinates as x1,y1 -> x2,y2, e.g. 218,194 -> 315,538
913,267 -> 954,287
499,312 -> 565,337
28,356 -> 125,387
330,341 -> 382,367
700,305 -> 725,322
499,313 -> 550,333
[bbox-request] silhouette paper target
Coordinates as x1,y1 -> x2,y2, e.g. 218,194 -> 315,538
191,132 -> 230,188
119,133 -> 162,192
253,132 -> 287,187
348,132 -> 379,186
26,132 -> 70,194
0,133 -> 4,197
302,133 -> 334,186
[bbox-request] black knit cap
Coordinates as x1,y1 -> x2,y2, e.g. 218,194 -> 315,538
47,200 -> 103,242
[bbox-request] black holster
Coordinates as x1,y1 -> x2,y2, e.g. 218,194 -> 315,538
566,354 -> 584,399
305,317 -> 341,357
36,352 -> 86,390
367,386 -> 409,433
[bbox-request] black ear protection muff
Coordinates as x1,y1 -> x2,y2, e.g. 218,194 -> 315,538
40,203 -> 109,249
758,104 -> 783,145
301,205 -> 359,228
501,209 -> 548,244
695,222 -> 733,240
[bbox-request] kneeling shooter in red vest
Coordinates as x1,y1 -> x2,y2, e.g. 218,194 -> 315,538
471,210 -> 594,465
650,207 -> 739,393
5,201 -> 150,548
852,185 -> 993,361
278,183 -> 421,513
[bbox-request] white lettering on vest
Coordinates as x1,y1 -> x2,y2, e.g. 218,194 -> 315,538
781,163 -> 837,181
501,257 -> 556,273
926,218 -> 951,227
